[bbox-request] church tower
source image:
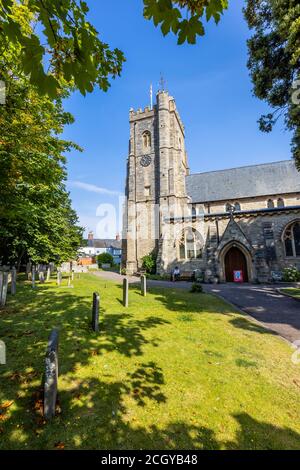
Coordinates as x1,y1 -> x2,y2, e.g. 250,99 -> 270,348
123,90 -> 189,274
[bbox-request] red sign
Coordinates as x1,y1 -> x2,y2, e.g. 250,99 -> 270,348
234,270 -> 244,283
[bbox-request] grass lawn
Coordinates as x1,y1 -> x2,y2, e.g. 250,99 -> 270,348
1,274 -> 300,450
281,288 -> 300,300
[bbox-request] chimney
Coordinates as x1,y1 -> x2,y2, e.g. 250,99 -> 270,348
88,231 -> 94,247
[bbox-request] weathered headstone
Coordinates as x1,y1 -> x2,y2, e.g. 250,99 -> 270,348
26,262 -> 31,277
46,267 -> 51,282
92,292 -> 100,332
32,267 -> 36,289
11,268 -> 16,295
39,271 -> 45,283
141,275 -> 147,297
0,340 -> 6,365
57,271 -> 62,286
44,329 -> 59,421
1,272 -> 8,307
123,278 -> 129,308
0,272 -> 3,305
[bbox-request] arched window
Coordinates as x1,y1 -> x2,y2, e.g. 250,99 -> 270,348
142,131 -> 151,149
283,221 -> 300,257
267,199 -> 275,209
277,198 -> 285,208
178,228 -> 203,260
234,202 -> 241,211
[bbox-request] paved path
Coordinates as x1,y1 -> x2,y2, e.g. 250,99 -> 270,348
205,283 -> 300,343
92,271 -> 300,343
92,270 -> 191,289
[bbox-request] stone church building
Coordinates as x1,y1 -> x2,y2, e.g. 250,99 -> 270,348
122,90 -> 300,282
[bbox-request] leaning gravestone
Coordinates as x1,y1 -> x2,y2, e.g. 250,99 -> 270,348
44,329 -> 59,421
141,275 -> 147,297
92,292 -> 100,332
11,268 -> 16,295
1,272 -> 8,307
123,278 -> 129,308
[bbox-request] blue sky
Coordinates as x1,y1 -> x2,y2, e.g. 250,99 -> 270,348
63,0 -> 292,237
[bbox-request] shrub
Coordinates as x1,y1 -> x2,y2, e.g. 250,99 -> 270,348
283,267 -> 300,282
142,253 -> 156,274
97,252 -> 114,268
190,282 -> 203,293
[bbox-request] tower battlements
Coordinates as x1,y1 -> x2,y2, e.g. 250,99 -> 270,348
129,91 -> 185,134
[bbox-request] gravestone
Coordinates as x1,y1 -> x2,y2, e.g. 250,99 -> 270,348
11,268 -> 16,295
141,275 -> 147,297
26,262 -> 31,275
123,278 -> 129,308
46,267 -> 51,282
39,271 -> 45,283
1,272 -> 8,307
0,272 -> 3,305
92,292 -> 100,332
44,329 -> 59,421
32,267 -> 36,289
57,271 -> 62,286
0,340 -> 5,365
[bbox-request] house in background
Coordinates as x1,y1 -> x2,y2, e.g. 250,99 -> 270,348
78,232 -> 122,265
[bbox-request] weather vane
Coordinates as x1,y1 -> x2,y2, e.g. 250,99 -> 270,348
159,73 -> 166,91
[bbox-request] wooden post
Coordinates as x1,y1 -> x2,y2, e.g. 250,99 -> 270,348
123,278 -> 129,308
92,292 -> 100,332
0,272 -> 3,305
141,275 -> 147,297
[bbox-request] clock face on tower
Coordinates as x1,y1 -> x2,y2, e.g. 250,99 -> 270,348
140,155 -> 152,167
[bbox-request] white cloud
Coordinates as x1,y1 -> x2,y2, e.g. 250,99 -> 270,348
69,181 -> 122,197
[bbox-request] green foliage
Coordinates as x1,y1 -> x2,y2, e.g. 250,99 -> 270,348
0,7 -> 83,267
190,281 -> 203,293
282,267 -> 300,282
244,0 -> 300,165
144,0 -> 228,44
142,253 -> 157,274
97,252 -> 114,268
0,0 -> 125,98
0,1 -> 228,98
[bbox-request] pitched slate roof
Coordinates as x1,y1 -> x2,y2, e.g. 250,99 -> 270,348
87,239 -> 122,249
185,160 -> 300,203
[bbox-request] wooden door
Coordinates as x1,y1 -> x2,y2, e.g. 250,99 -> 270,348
225,247 -> 248,282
